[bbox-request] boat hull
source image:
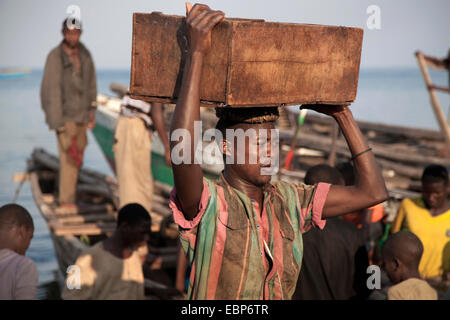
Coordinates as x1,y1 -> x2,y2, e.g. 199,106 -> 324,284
92,104 -> 175,186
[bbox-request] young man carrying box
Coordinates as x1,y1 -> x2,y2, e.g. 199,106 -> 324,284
169,3 -> 388,300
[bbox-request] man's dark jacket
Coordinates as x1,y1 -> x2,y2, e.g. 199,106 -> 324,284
40,41 -> 97,130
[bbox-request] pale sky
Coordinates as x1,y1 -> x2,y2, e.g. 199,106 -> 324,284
1,0 -> 449,69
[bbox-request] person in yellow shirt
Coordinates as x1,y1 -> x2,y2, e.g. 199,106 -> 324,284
391,165 -> 450,292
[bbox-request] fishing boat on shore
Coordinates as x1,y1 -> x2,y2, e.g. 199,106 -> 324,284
28,57 -> 448,298
0,67 -> 31,79
93,90 -> 223,187
27,148 -> 183,299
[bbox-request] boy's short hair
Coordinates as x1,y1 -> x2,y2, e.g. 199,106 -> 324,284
215,107 -> 279,133
0,204 -> 34,231
117,203 -> 151,228
383,231 -> 424,268
336,161 -> 356,186
305,164 -> 344,185
421,164 -> 449,186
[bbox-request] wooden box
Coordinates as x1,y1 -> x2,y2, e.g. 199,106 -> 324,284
130,12 -> 363,107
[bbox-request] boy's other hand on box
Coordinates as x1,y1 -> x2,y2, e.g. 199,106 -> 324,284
185,2 -> 224,55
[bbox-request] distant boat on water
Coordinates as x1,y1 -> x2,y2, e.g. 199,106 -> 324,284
0,67 -> 31,79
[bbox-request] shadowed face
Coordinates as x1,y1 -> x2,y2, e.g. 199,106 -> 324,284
381,252 -> 403,284
422,181 -> 448,209
16,225 -> 34,255
63,28 -> 81,48
120,220 -> 151,249
224,122 -> 279,187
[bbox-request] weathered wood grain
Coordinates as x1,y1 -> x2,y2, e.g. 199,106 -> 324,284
130,12 -> 363,107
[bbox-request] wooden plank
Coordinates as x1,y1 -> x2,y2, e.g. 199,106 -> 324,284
77,184 -> 114,200
77,203 -> 114,214
430,85 -> 450,94
151,202 -> 171,217
278,130 -> 432,181
161,228 -> 179,240
227,21 -> 362,106
57,213 -> 117,225
154,180 -> 173,197
31,148 -> 120,208
279,129 -> 450,167
149,246 -> 178,255
53,203 -> 114,216
376,158 -> 423,180
29,171 -> 55,221
42,194 -> 54,204
387,188 -> 421,200
328,122 -> 339,166
280,166 -> 420,201
50,219 -> 171,237
13,172 -> 29,182
51,233 -> 71,274
416,52 -> 450,145
153,194 -> 169,207
303,113 -> 443,141
32,148 -> 116,187
130,12 -> 363,106
49,222 -> 117,236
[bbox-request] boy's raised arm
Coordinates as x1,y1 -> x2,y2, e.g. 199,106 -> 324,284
170,3 -> 225,220
301,104 -> 389,217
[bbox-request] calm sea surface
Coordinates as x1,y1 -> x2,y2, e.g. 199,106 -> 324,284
0,68 -> 448,299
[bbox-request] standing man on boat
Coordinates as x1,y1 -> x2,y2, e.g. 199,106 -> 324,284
113,94 -> 171,214
40,17 -> 97,211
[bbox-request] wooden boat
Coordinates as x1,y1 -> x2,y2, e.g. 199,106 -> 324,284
275,109 -> 447,219
0,67 -> 31,79
277,110 -> 449,190
27,148 -> 183,299
93,92 -> 223,186
93,87 -> 439,194
275,50 -> 450,202
92,76 -> 448,221
30,64 -> 447,298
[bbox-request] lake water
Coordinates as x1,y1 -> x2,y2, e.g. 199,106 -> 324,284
0,68 -> 448,299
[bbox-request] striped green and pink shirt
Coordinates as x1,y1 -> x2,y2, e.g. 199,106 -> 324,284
169,174 -> 330,300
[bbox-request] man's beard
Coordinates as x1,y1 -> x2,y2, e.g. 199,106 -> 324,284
63,39 -> 78,49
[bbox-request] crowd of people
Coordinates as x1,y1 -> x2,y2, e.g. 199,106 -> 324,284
1,3 -> 449,300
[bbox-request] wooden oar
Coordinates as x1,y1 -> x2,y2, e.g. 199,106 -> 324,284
416,51 -> 450,146
282,109 -> 307,170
